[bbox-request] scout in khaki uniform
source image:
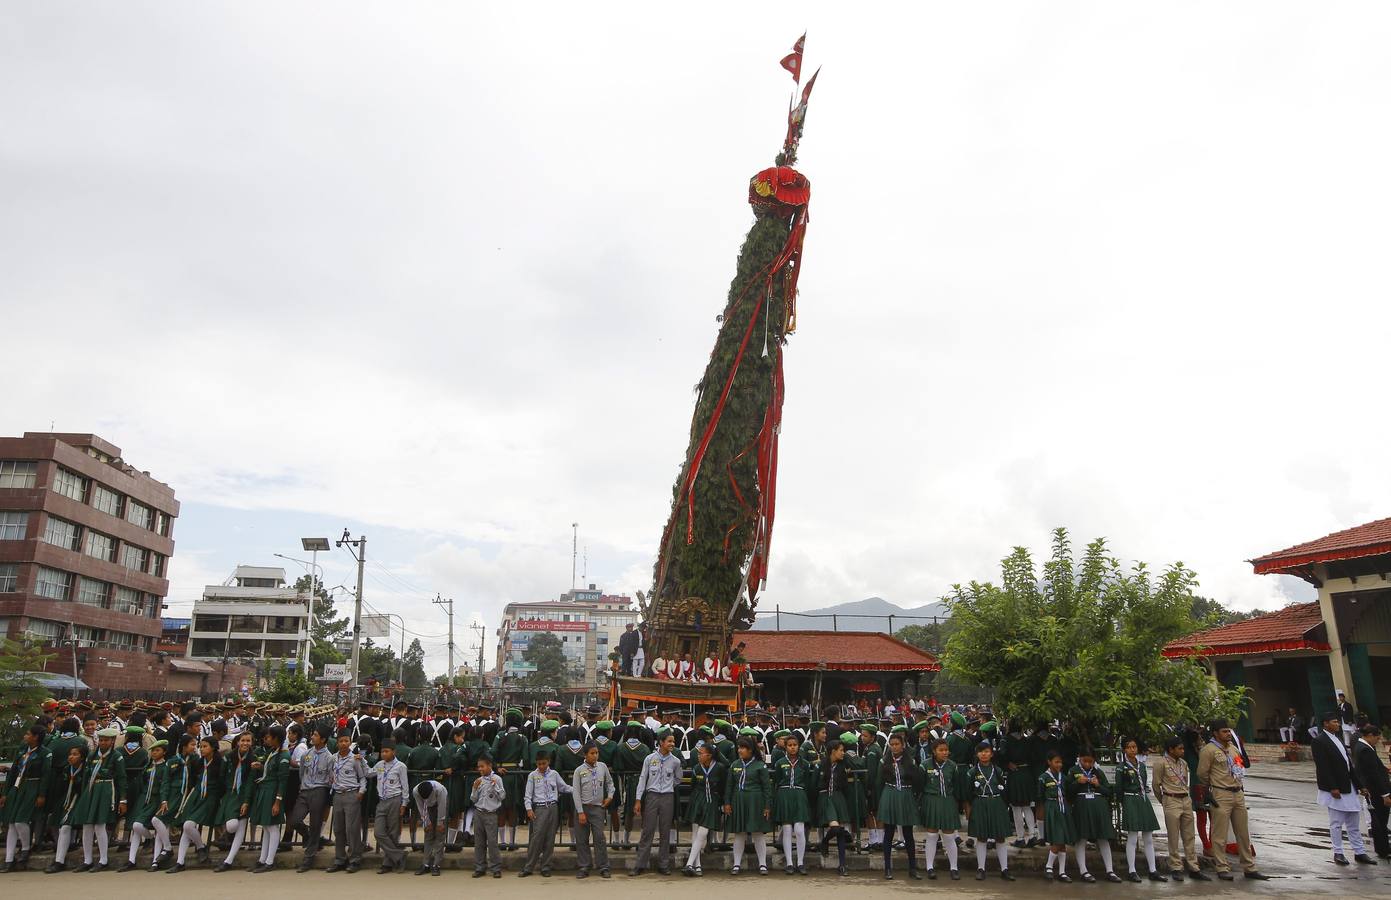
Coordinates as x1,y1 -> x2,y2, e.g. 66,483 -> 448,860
1116,737 -> 1164,881
1152,735 -> 1208,879
71,726 -> 128,871
1,724 -> 50,870
1196,718 -> 1269,880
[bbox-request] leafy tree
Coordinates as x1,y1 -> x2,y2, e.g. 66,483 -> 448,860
516,632 -> 569,696
0,639 -> 55,744
295,574 -> 347,672
895,619 -> 956,654
942,528 -> 1246,748
255,663 -> 318,704
1190,595 -> 1267,628
402,639 -> 428,689
358,638 -> 401,686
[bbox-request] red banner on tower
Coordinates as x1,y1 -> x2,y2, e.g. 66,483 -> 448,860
780,33 -> 805,83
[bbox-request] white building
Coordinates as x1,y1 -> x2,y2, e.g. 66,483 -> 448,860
187,565 -> 309,669
495,586 -> 637,690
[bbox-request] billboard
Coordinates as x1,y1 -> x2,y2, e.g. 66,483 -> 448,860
321,663 -> 349,683
513,618 -> 589,633
504,661 -> 537,673
361,615 -> 391,639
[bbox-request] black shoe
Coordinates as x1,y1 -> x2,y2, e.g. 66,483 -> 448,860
1169,870 -> 1184,881
927,868 -> 937,880
166,863 -> 186,874
1243,871 -> 1270,880
43,863 -> 65,874
797,865 -> 808,875
601,869 -> 611,878
252,864 -> 274,874
784,865 -> 795,876
325,863 -> 347,873
1002,869 -> 1016,881
72,862 -> 92,873
1105,871 -> 1123,883
1333,853 -> 1349,866
431,867 -> 441,876
347,863 -> 361,873
196,847 -> 210,866
1081,872 -> 1096,883
910,868 -> 923,880
153,851 -> 172,869
492,871 -> 501,877
377,865 -> 393,874
1189,869 -> 1211,881
1216,871 -> 1234,881
1058,873 -> 1073,883
837,865 -> 847,876
1012,839 -> 1027,848
1125,870 -> 1141,883
1045,870 -> 1055,882
758,865 -> 768,876
1148,871 -> 1168,882
542,870 -> 553,877
116,862 -> 137,873
579,869 -> 591,878
976,868 -> 986,880
517,869 -> 531,878
0,863 -> 12,874
681,866 -> 695,877
1355,854 -> 1378,865
472,870 -> 486,878
296,862 -> 313,873
214,862 -> 234,873
657,867 -> 670,876
629,867 -> 643,876
91,863 -> 110,872
884,869 -> 893,880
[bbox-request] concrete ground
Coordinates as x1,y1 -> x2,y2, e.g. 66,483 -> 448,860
4,775 -> 1385,898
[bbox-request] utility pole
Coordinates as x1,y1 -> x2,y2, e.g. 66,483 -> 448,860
433,594 -> 455,685
571,522 -> 579,590
470,621 -> 486,692
337,530 -> 367,695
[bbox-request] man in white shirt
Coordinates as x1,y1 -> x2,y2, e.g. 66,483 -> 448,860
369,741 -> 411,873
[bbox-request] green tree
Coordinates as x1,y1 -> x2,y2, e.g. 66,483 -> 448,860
358,639 -> 401,685
942,528 -> 1246,748
255,663 -> 318,704
402,639 -> 428,689
0,639 -> 55,744
895,619 -> 956,654
295,574 -> 347,672
1190,595 -> 1267,628
516,632 -> 568,696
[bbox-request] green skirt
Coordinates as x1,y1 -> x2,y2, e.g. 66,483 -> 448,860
1119,794 -> 1159,833
920,793 -> 960,831
0,778 -> 43,824
1006,766 -> 1036,805
728,790 -> 770,833
216,790 -> 247,824
817,791 -> 850,826
1071,796 -> 1114,841
179,790 -> 220,827
1042,802 -> 1077,846
249,784 -> 285,827
967,795 -> 1011,840
876,786 -> 919,826
71,781 -> 120,825
772,786 -> 812,824
687,792 -> 724,830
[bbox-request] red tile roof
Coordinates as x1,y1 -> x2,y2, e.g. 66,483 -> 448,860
1250,517 -> 1391,575
1162,602 -> 1329,658
740,630 -> 940,672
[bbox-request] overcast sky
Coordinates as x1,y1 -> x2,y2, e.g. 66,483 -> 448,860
4,3 -> 1387,676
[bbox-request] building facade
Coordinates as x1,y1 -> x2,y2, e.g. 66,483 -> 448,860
187,565 -> 309,674
495,586 -> 637,691
0,432 -> 177,692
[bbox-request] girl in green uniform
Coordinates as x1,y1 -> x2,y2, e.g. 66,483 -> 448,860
681,742 -> 726,876
442,726 -> 470,849
120,739 -> 169,872
919,738 -> 961,879
1,724 -> 50,870
249,725 -> 289,873
1066,748 -> 1121,882
490,711 -> 528,851
723,736 -> 771,875
1116,738 -> 1164,882
170,736 -> 223,872
1003,720 -> 1039,847
156,734 -> 195,870
612,722 -> 649,848
72,726 -> 127,871
816,739 -> 853,876
44,744 -> 88,873
771,733 -> 814,875
877,732 -> 922,880
214,730 -> 256,872
964,741 -> 1014,880
1036,749 -> 1076,881
857,726 -> 882,850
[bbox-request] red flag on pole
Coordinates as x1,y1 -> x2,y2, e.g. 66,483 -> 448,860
780,33 -> 805,84
799,65 -> 820,105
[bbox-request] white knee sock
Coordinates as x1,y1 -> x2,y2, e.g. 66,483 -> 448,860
1126,832 -> 1139,872
129,824 -> 145,864
1074,844 -> 1089,874
976,841 -> 987,870
224,818 -> 245,863
732,833 -> 746,868
177,820 -> 204,864
152,818 -> 171,857
924,832 -> 939,870
1023,806 -> 1038,839
260,825 -> 281,864
781,826 -> 793,863
1143,832 -> 1156,872
752,833 -> 768,867
56,825 -> 72,864
4,827 -> 17,863
1099,840 -> 1114,873
686,825 -> 707,868
80,824 -> 95,865
1046,849 -> 1056,871
96,825 -> 108,864
1058,846 -> 1068,874
943,831 -> 959,870
795,823 -> 806,865
996,842 -> 1009,870
1013,807 -> 1029,840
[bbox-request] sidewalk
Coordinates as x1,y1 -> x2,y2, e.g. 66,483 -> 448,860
1248,759 -> 1316,784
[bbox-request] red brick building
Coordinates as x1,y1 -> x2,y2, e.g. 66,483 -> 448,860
0,432 -> 200,693
739,630 -> 941,705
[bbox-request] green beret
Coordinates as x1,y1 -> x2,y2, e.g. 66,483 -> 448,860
148,739 -> 168,751
540,720 -> 560,732
858,723 -> 878,734
913,721 -> 931,732
773,729 -> 792,739
124,725 -> 145,735
505,707 -> 522,716
714,719 -> 732,729
594,720 -> 614,730
738,726 -> 760,736
839,732 -> 857,744
697,725 -> 714,736
655,726 -> 673,738
950,711 -> 966,728
978,720 -> 998,734
890,724 -> 908,734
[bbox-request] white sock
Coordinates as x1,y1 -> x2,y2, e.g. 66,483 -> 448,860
1143,832 -> 1157,872
55,826 -> 72,864
686,825 -> 707,868
96,826 -> 108,865
224,818 -> 245,864
464,809 -> 474,833
129,824 -> 145,864
782,826 -> 793,863
1013,807 -> 1029,841
752,833 -> 768,867
1058,847 -> 1068,874
732,833 -> 746,868
1046,849 -> 1056,871
14,823 -> 29,855
1074,844 -> 1089,874
1099,840 -> 1115,874
976,841 -> 987,870
795,823 -> 807,865
4,828 -> 16,863
81,824 -> 95,865
153,819 -> 171,857
996,842 -> 1009,870
1023,806 -> 1038,839
1125,832 -> 1138,872
944,831 -> 959,870
260,825 -> 281,865
924,832 -> 939,870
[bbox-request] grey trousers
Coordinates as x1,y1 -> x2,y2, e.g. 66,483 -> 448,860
290,786 -> 328,863
576,803 -> 610,872
422,824 -> 445,868
331,792 -> 364,864
523,804 -> 559,873
634,792 -> 675,871
374,803 -> 406,868
473,809 -> 501,873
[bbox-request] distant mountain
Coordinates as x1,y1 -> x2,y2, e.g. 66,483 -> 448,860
750,596 -> 949,634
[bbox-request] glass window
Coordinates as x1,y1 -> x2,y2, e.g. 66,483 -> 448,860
263,640 -> 297,658
72,625 -> 100,646
92,484 -> 122,517
42,516 -> 81,551
0,461 -> 37,489
190,638 -> 224,657
23,619 -> 64,643
0,564 -> 16,592
114,586 -> 143,615
107,631 -> 136,649
0,511 -> 27,540
228,638 -> 260,657
230,614 -> 264,633
121,544 -> 148,572
84,530 -> 116,562
266,616 -> 301,635
193,614 -> 228,633
52,468 -> 87,503
151,553 -> 166,578
76,577 -> 109,607
35,566 -> 72,600
125,500 -> 152,530
156,512 -> 171,537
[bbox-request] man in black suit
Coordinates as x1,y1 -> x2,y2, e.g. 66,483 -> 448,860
618,623 -> 640,676
1312,710 -> 1375,865
1353,725 -> 1391,859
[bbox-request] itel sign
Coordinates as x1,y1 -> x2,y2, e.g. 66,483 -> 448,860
513,619 -> 590,633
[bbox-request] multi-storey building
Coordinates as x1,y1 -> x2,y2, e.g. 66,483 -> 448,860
0,432 -> 178,692
494,585 -> 637,691
186,566 -> 309,673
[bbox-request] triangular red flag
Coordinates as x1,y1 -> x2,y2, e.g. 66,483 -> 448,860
799,65 -> 820,104
780,33 -> 805,84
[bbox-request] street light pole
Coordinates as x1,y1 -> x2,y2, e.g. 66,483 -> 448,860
336,531 -> 367,696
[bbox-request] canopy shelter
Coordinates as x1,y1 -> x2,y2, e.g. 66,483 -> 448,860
738,630 -> 940,708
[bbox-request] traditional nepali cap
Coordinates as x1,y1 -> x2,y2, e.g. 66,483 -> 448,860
95,726 -> 120,738
540,720 -> 560,732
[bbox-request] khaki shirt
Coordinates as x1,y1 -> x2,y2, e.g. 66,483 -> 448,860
1152,754 -> 1191,798
1197,741 -> 1242,791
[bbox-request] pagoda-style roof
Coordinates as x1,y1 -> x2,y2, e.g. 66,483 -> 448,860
740,630 -> 941,672
1162,602 -> 1329,659
1250,516 -> 1391,580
